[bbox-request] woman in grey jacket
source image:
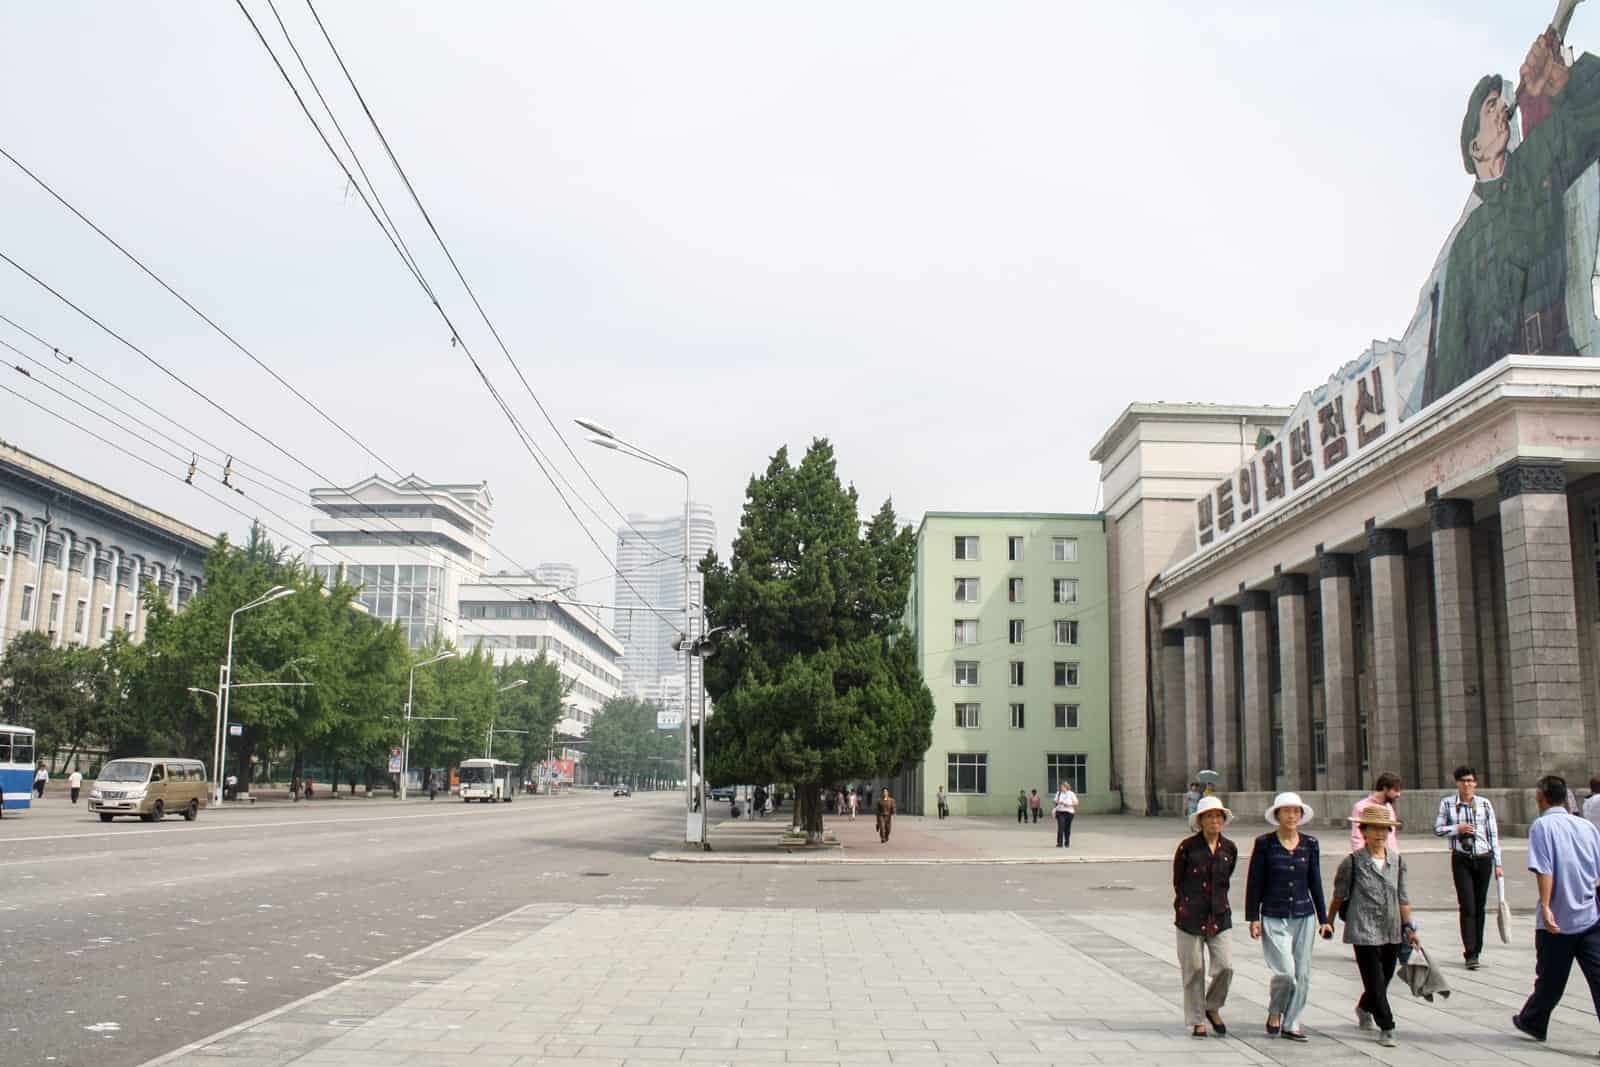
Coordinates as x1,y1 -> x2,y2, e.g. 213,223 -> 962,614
1329,804 -> 1422,1048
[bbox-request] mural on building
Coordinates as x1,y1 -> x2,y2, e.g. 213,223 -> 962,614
1195,3 -> 1599,552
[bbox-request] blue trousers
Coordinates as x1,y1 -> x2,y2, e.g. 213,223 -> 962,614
1055,811 -> 1074,847
1515,921 -> 1600,1040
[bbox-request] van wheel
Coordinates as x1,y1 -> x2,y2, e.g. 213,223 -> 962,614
147,800 -> 165,823
183,799 -> 199,821
99,813 -> 113,823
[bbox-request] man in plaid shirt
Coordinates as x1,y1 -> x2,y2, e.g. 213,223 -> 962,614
1435,765 -> 1504,969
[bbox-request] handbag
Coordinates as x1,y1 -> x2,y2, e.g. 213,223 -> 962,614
1496,874 -> 1512,944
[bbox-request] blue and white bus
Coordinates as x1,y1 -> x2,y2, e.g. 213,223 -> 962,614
0,724 -> 36,811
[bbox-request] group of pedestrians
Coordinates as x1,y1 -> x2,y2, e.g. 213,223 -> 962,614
1173,769 -> 1600,1051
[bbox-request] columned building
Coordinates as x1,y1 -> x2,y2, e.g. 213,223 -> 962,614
1140,358 -> 1600,824
0,442 -> 212,651
307,475 -> 492,649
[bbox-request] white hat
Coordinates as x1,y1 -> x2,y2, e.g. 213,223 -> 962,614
1188,795 -> 1234,833
1265,791 -> 1314,825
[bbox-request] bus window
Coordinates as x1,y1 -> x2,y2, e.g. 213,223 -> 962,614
0,733 -> 10,764
13,734 -> 30,767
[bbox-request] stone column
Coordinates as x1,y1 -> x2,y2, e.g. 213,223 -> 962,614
1431,499 -> 1479,787
1183,618 -> 1210,776
1159,629 -> 1188,795
1239,591 -> 1274,792
1277,573 -> 1314,789
1367,528 -> 1415,787
1209,606 -> 1241,791
1320,553 -> 1361,790
1499,460 -> 1585,784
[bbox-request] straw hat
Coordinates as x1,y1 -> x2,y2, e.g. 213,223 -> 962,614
1264,791 -> 1315,825
1348,803 -> 1402,830
1188,794 -> 1234,833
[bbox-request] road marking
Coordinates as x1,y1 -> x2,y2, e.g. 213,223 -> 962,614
0,804 -> 566,845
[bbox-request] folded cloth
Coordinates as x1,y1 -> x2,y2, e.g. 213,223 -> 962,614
1398,945 -> 1452,1002
1496,875 -> 1512,945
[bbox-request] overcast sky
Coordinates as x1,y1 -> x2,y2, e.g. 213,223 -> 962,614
0,1 -> 1557,606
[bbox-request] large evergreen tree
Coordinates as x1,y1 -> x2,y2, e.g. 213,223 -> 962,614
700,439 -> 933,840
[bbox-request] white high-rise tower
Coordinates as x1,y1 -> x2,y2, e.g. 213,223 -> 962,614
613,504 -> 716,700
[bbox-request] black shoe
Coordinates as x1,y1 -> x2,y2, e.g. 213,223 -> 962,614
1465,956 -> 1480,970
1511,1014 -> 1545,1042
1205,1011 -> 1226,1036
1281,1031 -> 1308,1042
1265,1017 -> 1281,1036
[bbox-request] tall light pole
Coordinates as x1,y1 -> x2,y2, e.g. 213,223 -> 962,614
685,625 -> 727,846
400,649 -> 456,800
578,417 -> 699,844
486,678 -> 528,757
214,585 -> 294,805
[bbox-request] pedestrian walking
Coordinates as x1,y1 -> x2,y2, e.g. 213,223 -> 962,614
291,775 -> 301,801
1433,765 -> 1502,969
875,787 -> 895,843
1583,777 -> 1600,834
936,786 -> 949,819
1030,789 -> 1042,823
303,778 -> 314,801
1184,782 -> 1203,818
754,786 -> 768,818
1017,788 -> 1029,824
1330,804 -> 1419,1049
847,789 -> 858,820
427,771 -> 438,801
1052,780 -> 1078,848
1174,795 -> 1238,1039
763,791 -> 774,817
1245,792 -> 1332,1042
1511,775 -> 1600,1045
1349,772 -> 1404,853
34,761 -> 48,799
67,769 -> 83,804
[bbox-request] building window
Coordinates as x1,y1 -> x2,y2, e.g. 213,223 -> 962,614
954,619 -> 979,645
1008,578 -> 1024,603
1052,537 -> 1078,563
48,593 -> 61,632
1008,619 -> 1024,644
1054,662 -> 1080,687
954,536 -> 980,560
954,702 -> 981,729
1054,703 -> 1079,729
1010,702 -> 1025,728
1052,578 -> 1078,604
1312,720 -> 1328,775
955,661 -> 979,686
99,605 -> 110,638
1054,620 -> 1079,645
1009,661 -> 1025,686
20,584 -> 35,623
954,577 -> 979,602
122,611 -> 133,632
14,528 -> 35,559
1047,753 -> 1087,793
74,599 -> 87,637
43,538 -> 62,567
1008,536 -> 1024,561
947,752 -> 988,794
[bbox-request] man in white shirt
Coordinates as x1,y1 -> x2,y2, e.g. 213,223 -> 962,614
1052,782 -> 1079,848
1434,765 -> 1503,969
1584,778 -> 1600,834
67,769 -> 84,804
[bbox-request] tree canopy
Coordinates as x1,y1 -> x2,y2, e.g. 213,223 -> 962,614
583,696 -> 682,787
700,438 -> 933,838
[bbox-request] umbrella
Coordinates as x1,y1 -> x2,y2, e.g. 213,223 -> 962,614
1496,874 -> 1513,944
1196,769 -> 1220,786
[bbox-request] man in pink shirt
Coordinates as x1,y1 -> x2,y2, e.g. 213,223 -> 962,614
1349,771 -> 1404,852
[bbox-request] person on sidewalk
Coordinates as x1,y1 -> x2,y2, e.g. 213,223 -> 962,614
1584,777 -> 1600,834
34,761 -> 47,799
1174,796 -> 1239,1039
1330,804 -> 1419,1049
1052,780 -> 1078,848
291,775 -> 301,802
1016,789 -> 1029,824
1245,792 -> 1331,1042
67,769 -> 83,804
426,771 -> 438,801
847,789 -> 858,820
1433,765 -> 1502,969
1349,772 -> 1403,853
875,787 -> 895,843
1029,789 -> 1042,823
936,786 -> 949,820
1184,782 -> 1203,818
1511,775 -> 1600,1045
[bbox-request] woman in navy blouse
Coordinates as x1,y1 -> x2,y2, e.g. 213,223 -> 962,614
1245,792 -> 1333,1042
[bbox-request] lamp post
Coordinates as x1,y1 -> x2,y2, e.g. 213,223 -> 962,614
486,678 -> 528,757
213,585 -> 294,805
683,625 -> 727,846
577,417 -> 698,844
401,649 -> 456,800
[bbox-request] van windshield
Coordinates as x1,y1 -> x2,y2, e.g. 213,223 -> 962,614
459,766 -> 495,784
98,760 -> 152,783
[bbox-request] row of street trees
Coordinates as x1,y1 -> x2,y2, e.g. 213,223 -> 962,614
0,525 -> 569,789
582,696 -> 683,788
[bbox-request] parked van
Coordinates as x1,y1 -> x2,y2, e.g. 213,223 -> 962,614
87,758 -> 209,823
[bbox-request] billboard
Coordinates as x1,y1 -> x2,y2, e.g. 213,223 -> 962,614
1195,12 -> 1600,554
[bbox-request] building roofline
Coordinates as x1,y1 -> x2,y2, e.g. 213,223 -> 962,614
0,442 -> 214,551
1088,402 -> 1295,463
916,511 -> 1105,537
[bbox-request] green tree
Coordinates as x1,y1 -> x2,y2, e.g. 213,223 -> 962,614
488,654 -> 566,783
585,696 -> 680,787
0,631 -> 82,762
700,439 -> 933,840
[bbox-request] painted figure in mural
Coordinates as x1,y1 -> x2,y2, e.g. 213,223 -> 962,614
1426,29 -> 1600,403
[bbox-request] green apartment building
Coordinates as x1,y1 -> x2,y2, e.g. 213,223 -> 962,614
905,513 -> 1116,816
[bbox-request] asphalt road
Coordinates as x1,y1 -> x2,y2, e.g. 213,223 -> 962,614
2,790 -> 1527,1066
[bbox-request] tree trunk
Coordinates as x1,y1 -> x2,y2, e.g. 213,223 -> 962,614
799,782 -> 824,842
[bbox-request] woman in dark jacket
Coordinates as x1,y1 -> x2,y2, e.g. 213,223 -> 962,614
1173,795 -> 1239,1038
1244,792 -> 1333,1042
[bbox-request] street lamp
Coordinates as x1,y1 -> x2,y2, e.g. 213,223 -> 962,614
193,679 -> 312,800
486,678 -> 528,757
684,625 -> 727,847
213,585 -> 294,805
400,649 -> 456,800
578,416 -> 698,844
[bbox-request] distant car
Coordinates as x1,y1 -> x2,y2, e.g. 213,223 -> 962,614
613,786 -> 631,797
708,785 -> 736,803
